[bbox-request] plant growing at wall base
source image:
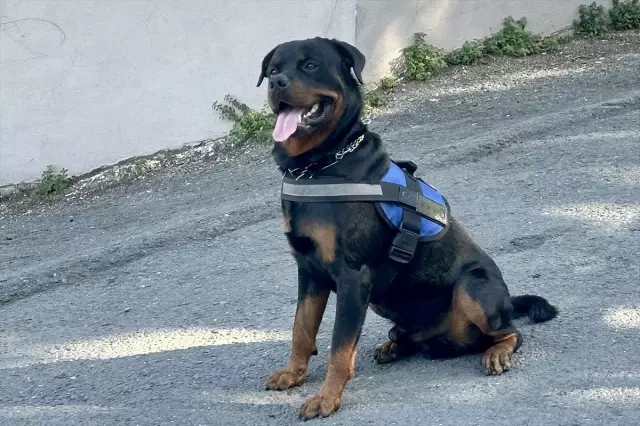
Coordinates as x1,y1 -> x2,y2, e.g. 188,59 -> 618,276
362,76 -> 398,117
363,90 -> 389,115
574,2 -> 609,36
212,95 -> 275,144
445,40 -> 485,66
378,76 -> 397,91
609,0 -> 640,30
401,32 -> 447,81
482,17 -> 557,57
37,165 -> 72,196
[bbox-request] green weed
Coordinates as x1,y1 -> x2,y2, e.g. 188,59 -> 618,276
362,76 -> 398,116
609,0 -> 640,30
445,40 -> 485,66
482,17 -> 558,57
401,32 -> 447,81
212,95 -> 275,144
37,166 -> 72,196
378,76 -> 397,91
574,2 -> 609,36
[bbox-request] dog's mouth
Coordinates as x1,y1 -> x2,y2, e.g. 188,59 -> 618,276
272,99 -> 332,143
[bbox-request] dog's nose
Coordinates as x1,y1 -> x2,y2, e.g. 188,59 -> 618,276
269,74 -> 290,92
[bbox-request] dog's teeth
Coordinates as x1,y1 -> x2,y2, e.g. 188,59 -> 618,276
301,103 -> 320,122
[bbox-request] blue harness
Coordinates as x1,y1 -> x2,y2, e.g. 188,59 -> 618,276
378,161 -> 447,239
280,159 -> 450,263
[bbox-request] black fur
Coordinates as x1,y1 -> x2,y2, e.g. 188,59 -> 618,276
511,294 -> 559,323
259,37 -> 558,419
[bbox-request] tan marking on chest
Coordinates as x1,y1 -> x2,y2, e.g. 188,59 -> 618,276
300,221 -> 337,264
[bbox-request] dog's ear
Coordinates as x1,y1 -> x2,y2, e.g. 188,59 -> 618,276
257,46 -> 278,87
330,39 -> 365,85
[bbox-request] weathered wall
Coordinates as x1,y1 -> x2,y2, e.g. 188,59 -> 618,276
0,0 -> 355,185
1,0 -> 603,186
356,0 -> 611,81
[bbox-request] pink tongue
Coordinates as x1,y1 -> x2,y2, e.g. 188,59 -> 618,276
273,108 -> 304,142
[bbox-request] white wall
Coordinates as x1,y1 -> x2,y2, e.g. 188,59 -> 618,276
0,0 -> 355,185
1,0 -> 604,186
357,0 -> 611,81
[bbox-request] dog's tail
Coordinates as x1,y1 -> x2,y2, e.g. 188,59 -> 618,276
510,295 -> 558,323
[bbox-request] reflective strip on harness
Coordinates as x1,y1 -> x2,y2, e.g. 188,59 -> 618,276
281,179 -> 448,229
281,182 -> 383,198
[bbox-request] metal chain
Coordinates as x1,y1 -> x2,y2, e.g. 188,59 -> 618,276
282,131 -> 367,180
334,134 -> 365,160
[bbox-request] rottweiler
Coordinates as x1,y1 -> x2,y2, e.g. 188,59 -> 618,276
256,37 -> 558,420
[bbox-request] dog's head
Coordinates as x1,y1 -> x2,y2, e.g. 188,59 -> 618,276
257,37 -> 365,157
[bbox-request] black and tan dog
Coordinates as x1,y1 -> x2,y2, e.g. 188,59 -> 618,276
257,37 -> 558,420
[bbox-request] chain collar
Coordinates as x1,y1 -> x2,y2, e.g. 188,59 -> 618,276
282,133 -> 366,181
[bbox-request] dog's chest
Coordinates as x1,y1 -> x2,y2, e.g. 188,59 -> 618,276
282,202 -> 343,263
282,199 -> 390,268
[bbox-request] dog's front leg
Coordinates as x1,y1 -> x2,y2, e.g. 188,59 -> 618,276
266,267 -> 330,391
299,265 -> 372,420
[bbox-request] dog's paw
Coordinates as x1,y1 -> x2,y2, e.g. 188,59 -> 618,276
299,391 -> 341,420
374,340 -> 398,364
481,344 -> 513,375
265,370 -> 303,391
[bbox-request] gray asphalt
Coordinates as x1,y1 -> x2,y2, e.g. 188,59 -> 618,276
1,35 -> 639,426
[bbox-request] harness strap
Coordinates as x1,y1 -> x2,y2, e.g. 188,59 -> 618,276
280,162 -> 449,265
281,179 -> 448,228
388,172 -> 423,263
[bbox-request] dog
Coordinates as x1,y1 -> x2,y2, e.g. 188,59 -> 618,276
257,37 -> 558,420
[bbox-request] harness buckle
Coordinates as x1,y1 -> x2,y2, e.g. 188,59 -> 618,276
397,188 -> 418,209
388,227 -> 419,264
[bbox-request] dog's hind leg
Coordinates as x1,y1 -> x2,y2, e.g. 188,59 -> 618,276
449,267 -> 524,375
374,326 -> 420,364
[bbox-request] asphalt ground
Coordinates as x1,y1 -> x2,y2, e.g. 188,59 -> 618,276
1,33 -> 639,425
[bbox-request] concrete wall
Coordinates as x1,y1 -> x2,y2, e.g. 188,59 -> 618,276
0,0 -> 602,186
0,0 -> 355,185
357,0 -> 611,81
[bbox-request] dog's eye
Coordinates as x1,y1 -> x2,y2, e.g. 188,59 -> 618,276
269,68 -> 278,75
304,62 -> 317,71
